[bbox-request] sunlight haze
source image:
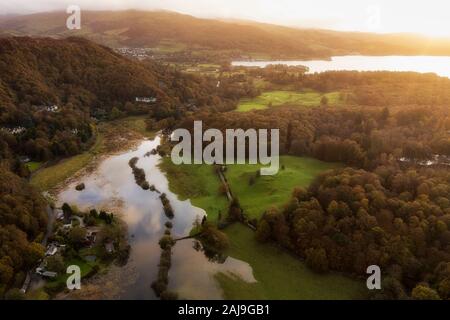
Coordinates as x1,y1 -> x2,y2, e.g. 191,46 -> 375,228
1,0 -> 450,37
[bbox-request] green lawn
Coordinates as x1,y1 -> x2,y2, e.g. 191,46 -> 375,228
26,161 -> 43,172
218,224 -> 366,300
159,158 -> 228,221
225,156 -> 340,219
237,90 -> 343,112
159,156 -> 363,299
44,257 -> 98,294
160,156 -> 339,221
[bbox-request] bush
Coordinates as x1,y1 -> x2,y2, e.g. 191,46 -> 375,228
5,288 -> 25,300
46,255 -> 65,273
411,285 -> 441,300
198,223 -> 229,253
305,248 -> 329,273
75,183 -> 85,191
159,235 -> 175,250
160,291 -> 178,300
255,220 -> 271,243
165,221 -> 173,229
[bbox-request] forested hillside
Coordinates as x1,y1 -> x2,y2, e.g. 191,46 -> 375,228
3,11 -> 450,59
0,36 -> 238,163
0,36 -> 239,296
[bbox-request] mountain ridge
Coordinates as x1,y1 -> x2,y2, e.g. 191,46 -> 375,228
3,10 -> 450,59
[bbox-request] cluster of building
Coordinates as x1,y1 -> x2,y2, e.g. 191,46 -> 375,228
33,209 -> 114,280
115,47 -> 154,60
399,154 -> 450,167
135,97 -> 157,103
1,126 -> 26,135
43,105 -> 59,112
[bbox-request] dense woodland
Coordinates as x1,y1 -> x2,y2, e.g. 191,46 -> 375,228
0,168 -> 47,294
176,104 -> 450,168
0,37 -> 241,165
257,166 -> 450,300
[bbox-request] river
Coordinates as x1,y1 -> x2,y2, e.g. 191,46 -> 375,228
232,55 -> 450,78
55,136 -> 255,299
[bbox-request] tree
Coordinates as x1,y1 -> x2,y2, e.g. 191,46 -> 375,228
5,288 -> 25,300
305,248 -> 329,273
46,255 -> 65,273
411,285 -> 440,300
69,227 -> 87,248
0,260 -> 14,284
25,242 -> 45,268
159,235 -> 175,250
198,223 -> 229,253
62,203 -> 73,222
438,278 -> 450,299
109,107 -> 124,121
255,220 -> 271,243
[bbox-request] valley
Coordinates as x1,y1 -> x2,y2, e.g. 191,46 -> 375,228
1,8 -> 450,302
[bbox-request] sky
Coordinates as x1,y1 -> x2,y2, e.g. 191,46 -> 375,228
1,0 -> 450,37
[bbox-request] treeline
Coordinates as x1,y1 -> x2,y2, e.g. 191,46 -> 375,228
301,71 -> 450,106
175,104 -> 450,169
257,166 -> 450,299
245,69 -> 450,107
0,166 -> 48,295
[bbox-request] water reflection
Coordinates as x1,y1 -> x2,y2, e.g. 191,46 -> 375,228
232,55 -> 450,78
56,137 -> 255,299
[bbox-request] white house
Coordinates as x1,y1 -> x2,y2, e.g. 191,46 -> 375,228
46,105 -> 59,112
45,243 -> 58,256
135,97 -> 157,103
1,127 -> 26,135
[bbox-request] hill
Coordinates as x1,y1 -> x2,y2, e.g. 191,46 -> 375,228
2,10 -> 450,59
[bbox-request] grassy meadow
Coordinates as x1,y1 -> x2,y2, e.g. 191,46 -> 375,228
225,156 -> 340,219
159,156 -> 364,300
217,224 -> 365,300
159,158 -> 228,221
237,90 -> 343,112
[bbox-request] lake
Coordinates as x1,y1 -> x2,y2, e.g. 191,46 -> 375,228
232,55 -> 450,78
56,136 -> 255,299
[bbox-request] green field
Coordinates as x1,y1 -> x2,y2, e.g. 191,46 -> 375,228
159,156 -> 363,299
161,156 -> 339,220
237,90 -> 343,112
159,158 -> 228,221
225,156 -> 340,219
44,257 -> 100,294
26,161 -> 43,173
217,224 -> 365,300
